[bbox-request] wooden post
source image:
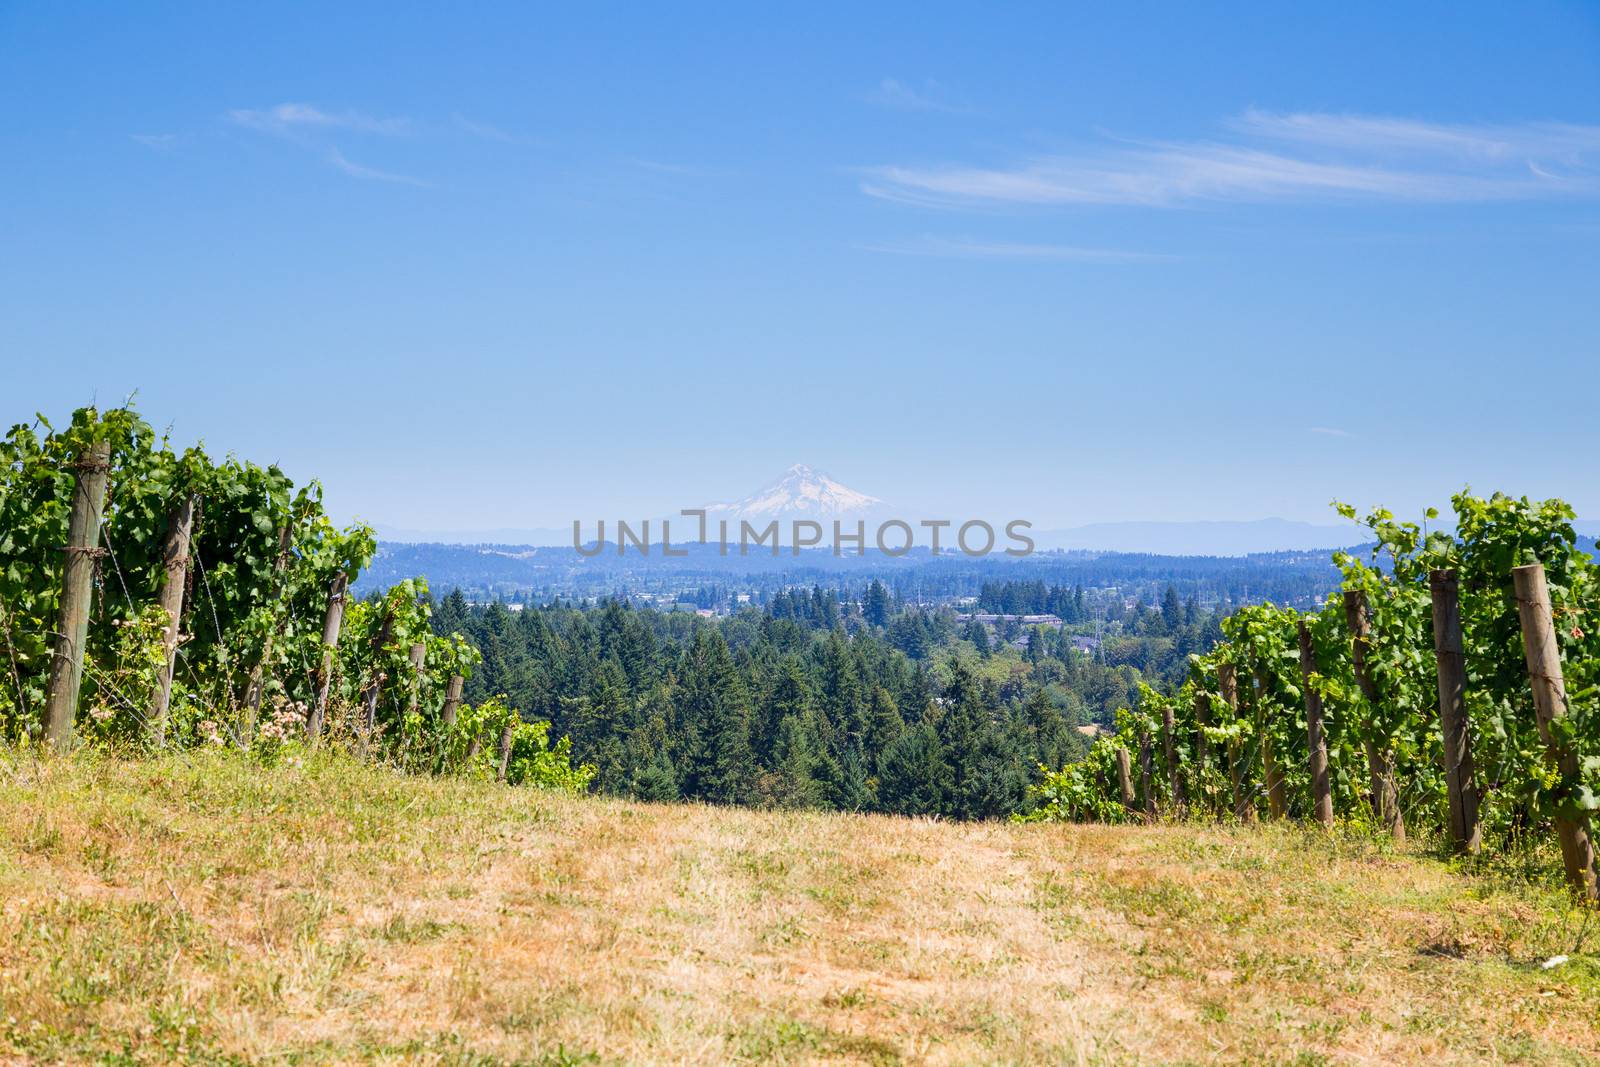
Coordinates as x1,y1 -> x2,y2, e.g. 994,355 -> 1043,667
1138,728 -> 1155,819
1115,745 -> 1135,812
440,674 -> 464,731
1162,701 -> 1183,815
307,571 -> 348,741
360,671 -> 387,751
404,641 -> 426,721
435,672 -> 465,772
43,439 -> 111,752
1297,620 -> 1334,829
1194,691 -> 1210,812
149,495 -> 195,745
1218,662 -> 1254,823
1253,666 -> 1288,819
1344,590 -> 1405,843
465,727 -> 485,763
1429,570 -> 1480,853
496,718 -> 516,783
1512,563 -> 1598,899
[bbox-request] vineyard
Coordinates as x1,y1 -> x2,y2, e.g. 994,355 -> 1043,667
5,402 -> 1600,1062
1028,495 -> 1600,897
8,404 -> 1600,898
0,404 -> 591,791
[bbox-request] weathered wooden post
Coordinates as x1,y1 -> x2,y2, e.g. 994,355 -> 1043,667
404,641 -> 426,721
149,495 -> 195,745
1115,745 -> 1135,813
1344,589 -> 1405,843
440,673 -> 464,731
307,571 -> 348,741
496,718 -> 516,783
434,673 -> 465,773
1252,666 -> 1288,819
1512,563 -> 1598,899
1138,728 -> 1155,820
1297,620 -> 1334,829
1429,570 -> 1480,853
1218,662 -> 1255,823
43,439 -> 111,752
1161,700 -> 1183,815
1194,690 -> 1211,812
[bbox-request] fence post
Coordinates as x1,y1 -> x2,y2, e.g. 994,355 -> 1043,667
307,571 -> 348,741
435,672 -> 465,772
404,641 -> 426,721
149,495 -> 195,745
496,718 -> 516,783
43,439 -> 111,752
1343,589 -> 1406,843
440,674 -> 464,731
1194,691 -> 1210,812
1115,745 -> 1135,813
1253,666 -> 1288,819
1429,570 -> 1481,854
1162,701 -> 1183,815
1297,620 -> 1334,829
1512,563 -> 1598,899
1217,662 -> 1255,823
1138,727 -> 1155,820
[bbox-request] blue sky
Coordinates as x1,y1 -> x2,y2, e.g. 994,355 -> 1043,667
3,3 -> 1598,532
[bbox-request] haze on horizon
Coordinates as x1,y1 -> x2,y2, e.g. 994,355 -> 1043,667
3,3 -> 1598,532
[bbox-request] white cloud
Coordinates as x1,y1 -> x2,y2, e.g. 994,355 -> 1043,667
863,112 -> 1600,208
452,113 -> 514,142
328,149 -> 428,187
868,78 -> 970,115
1233,109 -> 1600,160
1308,426 -> 1353,438
859,236 -> 1168,262
229,103 -> 410,136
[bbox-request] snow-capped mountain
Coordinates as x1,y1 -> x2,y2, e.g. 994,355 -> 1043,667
703,465 -> 885,521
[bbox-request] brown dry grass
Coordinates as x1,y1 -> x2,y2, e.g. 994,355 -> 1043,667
2,750 -> 1598,1065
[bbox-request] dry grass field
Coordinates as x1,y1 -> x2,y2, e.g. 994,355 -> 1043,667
2,751 -> 1598,1066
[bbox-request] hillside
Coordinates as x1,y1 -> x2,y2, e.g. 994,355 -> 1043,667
2,754 -> 1597,1066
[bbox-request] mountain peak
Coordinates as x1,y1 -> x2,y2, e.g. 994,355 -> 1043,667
705,465 -> 884,520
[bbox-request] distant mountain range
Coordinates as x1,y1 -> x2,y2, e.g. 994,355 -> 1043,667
375,466 -> 1594,557
1032,518 -> 1365,555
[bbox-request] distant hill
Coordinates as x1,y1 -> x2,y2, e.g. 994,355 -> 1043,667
1035,518 -> 1366,555
375,515 -> 1367,556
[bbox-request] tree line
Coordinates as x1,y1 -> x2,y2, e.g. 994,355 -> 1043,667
428,578 -> 1233,818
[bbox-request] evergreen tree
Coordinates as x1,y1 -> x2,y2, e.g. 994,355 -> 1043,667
864,685 -> 904,758
674,628 -> 755,804
756,656 -> 812,763
767,711 -> 826,808
965,620 -> 991,657
876,722 -> 948,816
862,579 -> 892,628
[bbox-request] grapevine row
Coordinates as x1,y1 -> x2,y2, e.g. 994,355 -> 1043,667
1026,493 -> 1600,898
0,404 -> 591,790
